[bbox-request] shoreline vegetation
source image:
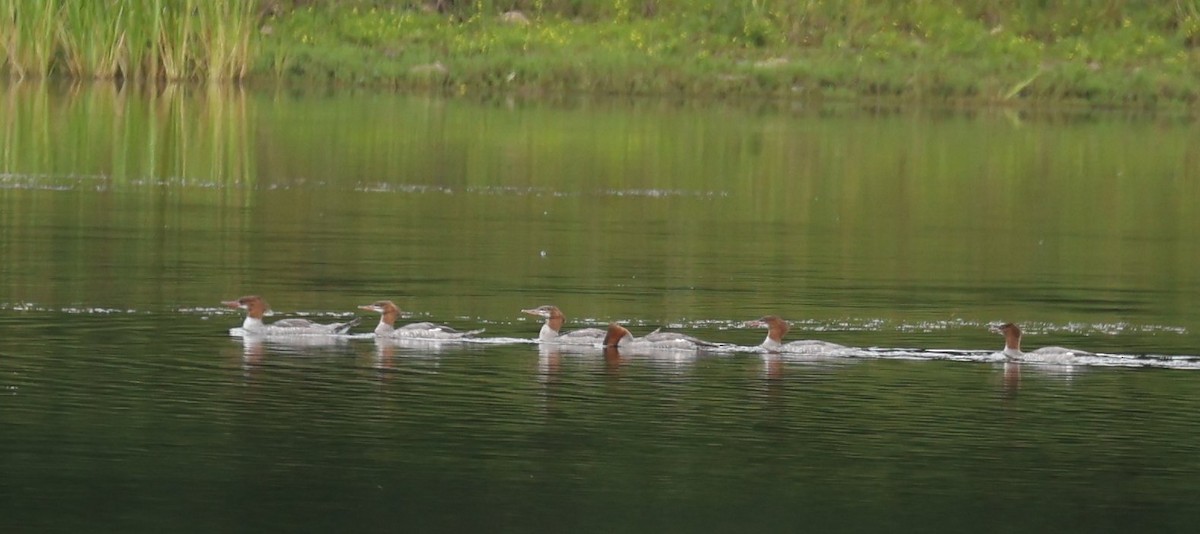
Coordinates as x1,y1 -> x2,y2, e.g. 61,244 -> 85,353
0,0 -> 254,82
2,1 -> 1199,105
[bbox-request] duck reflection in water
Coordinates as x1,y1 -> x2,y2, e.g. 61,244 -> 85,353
371,337 -> 397,379
366,336 -> 457,379
762,353 -> 785,382
998,361 -> 1077,399
534,343 -> 613,379
237,335 -> 265,378
1002,361 -> 1021,400
598,323 -> 708,375
232,333 -> 353,381
537,344 -> 563,380
756,350 -> 857,388
602,345 -> 625,373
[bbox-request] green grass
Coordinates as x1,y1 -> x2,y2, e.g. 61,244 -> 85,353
251,0 -> 1200,104
1,0 -> 58,80
4,0 -> 1200,103
1,0 -> 255,82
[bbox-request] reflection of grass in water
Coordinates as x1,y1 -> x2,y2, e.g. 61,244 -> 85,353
242,92 -> 1200,321
2,84 -> 1198,333
0,82 -> 255,195
0,82 -> 258,306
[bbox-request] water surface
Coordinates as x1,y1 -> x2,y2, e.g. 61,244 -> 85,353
2,82 -> 1199,532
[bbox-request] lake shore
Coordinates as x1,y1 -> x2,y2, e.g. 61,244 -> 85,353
3,1 -> 1198,106
254,2 -> 1200,106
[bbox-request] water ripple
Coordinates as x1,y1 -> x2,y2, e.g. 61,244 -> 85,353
353,182 -> 730,198
3,305 -> 1197,369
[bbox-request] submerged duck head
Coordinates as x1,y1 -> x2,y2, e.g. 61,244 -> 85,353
603,322 -> 633,347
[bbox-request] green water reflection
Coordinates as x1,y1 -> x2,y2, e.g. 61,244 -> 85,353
2,82 -> 1199,532
3,83 -> 1197,348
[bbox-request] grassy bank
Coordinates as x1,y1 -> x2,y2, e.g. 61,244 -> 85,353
254,0 -> 1200,104
0,0 -> 254,82
4,1 -> 1200,104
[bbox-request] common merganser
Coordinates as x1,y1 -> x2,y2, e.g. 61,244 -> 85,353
746,315 -> 849,354
990,322 -> 1089,363
520,305 -> 605,343
602,322 -> 716,351
222,295 -> 361,336
358,300 -> 483,339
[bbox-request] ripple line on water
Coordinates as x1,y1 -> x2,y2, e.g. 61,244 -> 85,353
4,305 -> 1198,368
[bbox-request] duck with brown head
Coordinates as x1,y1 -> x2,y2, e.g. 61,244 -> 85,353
602,322 -> 717,351
521,305 -> 606,344
989,322 -> 1090,363
359,300 -> 483,339
222,295 -> 361,336
746,315 -> 850,355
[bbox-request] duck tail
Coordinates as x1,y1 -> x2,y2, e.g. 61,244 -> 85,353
335,316 -> 363,334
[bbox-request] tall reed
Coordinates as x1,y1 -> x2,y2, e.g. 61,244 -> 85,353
2,0 -> 256,82
58,1 -> 126,79
197,0 -> 257,81
0,0 -> 59,80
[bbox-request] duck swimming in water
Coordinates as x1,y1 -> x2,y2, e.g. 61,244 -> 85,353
521,305 -> 605,344
222,295 -> 360,336
602,322 -> 717,351
746,315 -> 850,354
359,300 -> 483,339
990,322 -> 1090,363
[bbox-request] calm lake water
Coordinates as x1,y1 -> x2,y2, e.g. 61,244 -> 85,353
3,82 -> 1200,532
